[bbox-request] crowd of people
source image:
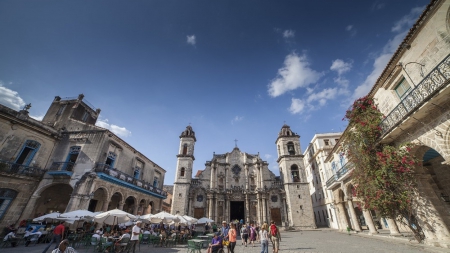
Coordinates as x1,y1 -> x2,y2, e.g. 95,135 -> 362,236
3,218 -> 281,253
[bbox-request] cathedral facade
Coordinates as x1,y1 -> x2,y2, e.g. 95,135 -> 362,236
171,125 -> 315,229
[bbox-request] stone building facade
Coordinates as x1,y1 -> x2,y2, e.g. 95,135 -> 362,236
304,133 -> 341,229
171,124 -> 315,229
325,0 -> 450,248
0,94 -> 167,229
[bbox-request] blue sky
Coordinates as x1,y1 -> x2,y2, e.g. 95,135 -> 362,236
0,0 -> 428,185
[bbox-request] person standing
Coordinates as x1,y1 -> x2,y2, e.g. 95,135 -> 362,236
42,221 -> 65,253
226,223 -> 237,253
249,224 -> 256,247
269,221 -> 281,253
128,220 -> 141,253
51,239 -> 77,253
240,224 -> 248,246
259,224 -> 269,253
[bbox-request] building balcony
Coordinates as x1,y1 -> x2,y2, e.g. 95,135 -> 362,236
0,159 -> 46,178
380,54 -> 450,140
326,163 -> 351,189
49,162 -> 75,171
93,163 -> 167,198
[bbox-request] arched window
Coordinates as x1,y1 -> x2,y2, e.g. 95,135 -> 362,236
15,140 -> 41,166
287,142 -> 295,155
0,188 -> 18,220
180,167 -> 185,177
105,152 -> 117,168
291,164 -> 300,182
182,144 -> 188,155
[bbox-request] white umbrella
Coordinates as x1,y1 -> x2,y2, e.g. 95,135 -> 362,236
150,211 -> 179,224
118,220 -> 134,227
33,212 -> 60,222
197,217 -> 214,224
182,215 -> 198,224
94,209 -> 136,225
60,210 -> 97,219
139,213 -> 154,223
174,214 -> 190,225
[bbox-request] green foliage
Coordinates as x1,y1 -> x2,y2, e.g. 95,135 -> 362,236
343,96 -> 418,219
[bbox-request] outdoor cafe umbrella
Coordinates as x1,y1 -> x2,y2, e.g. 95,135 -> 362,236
174,214 -> 190,225
139,213 -> 154,223
32,212 -> 61,222
196,217 -> 214,224
182,215 -> 198,224
149,211 -> 179,224
60,210 -> 97,220
94,209 -> 136,225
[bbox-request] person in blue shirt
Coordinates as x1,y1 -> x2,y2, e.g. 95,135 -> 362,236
220,221 -> 229,238
207,233 -> 222,253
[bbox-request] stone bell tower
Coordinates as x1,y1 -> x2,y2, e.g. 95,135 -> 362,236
171,125 -> 196,215
276,124 -> 315,229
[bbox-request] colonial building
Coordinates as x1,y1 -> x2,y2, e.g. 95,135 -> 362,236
171,124 -> 315,229
0,94 -> 167,229
304,133 -> 341,229
325,0 -> 450,248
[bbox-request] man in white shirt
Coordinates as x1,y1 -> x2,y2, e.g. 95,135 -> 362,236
91,232 -> 101,245
128,221 -> 141,253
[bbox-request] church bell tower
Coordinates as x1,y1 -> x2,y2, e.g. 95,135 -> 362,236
276,124 -> 315,229
171,125 -> 196,215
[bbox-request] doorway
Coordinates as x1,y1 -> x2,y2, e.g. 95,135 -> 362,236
230,201 -> 244,221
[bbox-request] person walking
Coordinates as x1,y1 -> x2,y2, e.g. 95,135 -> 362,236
259,223 -> 269,253
226,223 -> 237,253
42,221 -> 65,253
128,220 -> 141,253
249,224 -> 256,247
269,221 -> 281,253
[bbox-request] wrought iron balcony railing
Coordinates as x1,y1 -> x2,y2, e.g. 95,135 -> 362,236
49,162 -> 75,171
380,54 -> 450,136
0,160 -> 46,178
326,163 -> 350,187
94,163 -> 167,197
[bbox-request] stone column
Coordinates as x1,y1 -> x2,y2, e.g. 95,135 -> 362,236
245,194 -> 250,223
347,199 -> 362,231
102,201 -> 110,212
262,195 -> 267,223
188,196 -> 193,216
256,195 -> 261,224
282,197 -> 288,227
386,218 -> 402,236
245,164 -> 249,190
362,209 -> 378,235
336,202 -> 350,232
118,201 -> 124,210
210,163 -> 215,189
208,195 -> 213,219
225,166 -> 229,189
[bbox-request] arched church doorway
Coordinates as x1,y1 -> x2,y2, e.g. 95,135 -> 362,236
123,196 -> 136,214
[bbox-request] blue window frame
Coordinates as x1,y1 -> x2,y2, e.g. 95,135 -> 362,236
105,152 -> 117,168
395,78 -> 411,98
15,140 -> 41,166
64,146 -> 81,170
153,176 -> 159,187
0,188 -> 18,221
134,168 -> 140,179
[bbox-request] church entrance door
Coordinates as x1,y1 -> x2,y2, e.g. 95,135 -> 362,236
230,201 -> 244,222
194,208 -> 204,219
271,208 -> 282,225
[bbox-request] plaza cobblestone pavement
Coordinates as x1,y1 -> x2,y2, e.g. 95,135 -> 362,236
1,229 -> 449,253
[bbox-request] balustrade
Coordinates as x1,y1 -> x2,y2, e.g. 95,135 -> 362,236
0,160 -> 45,178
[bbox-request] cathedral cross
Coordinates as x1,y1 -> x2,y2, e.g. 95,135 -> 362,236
234,139 -> 238,147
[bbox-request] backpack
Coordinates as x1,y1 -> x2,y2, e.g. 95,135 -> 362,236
270,225 -> 278,237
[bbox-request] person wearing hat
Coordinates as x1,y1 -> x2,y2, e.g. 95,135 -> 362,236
128,221 -> 142,253
51,239 -> 76,253
2,228 -> 17,247
220,221 -> 229,238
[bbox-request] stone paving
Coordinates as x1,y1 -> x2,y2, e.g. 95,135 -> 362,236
1,229 -> 448,253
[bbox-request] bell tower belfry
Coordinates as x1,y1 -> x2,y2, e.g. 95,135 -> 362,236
276,124 -> 315,229
171,125 -> 196,215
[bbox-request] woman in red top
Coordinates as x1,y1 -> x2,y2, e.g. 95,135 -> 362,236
227,223 -> 237,253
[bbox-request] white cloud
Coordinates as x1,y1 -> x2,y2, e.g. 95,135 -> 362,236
231,116 -> 244,125
268,53 -> 323,97
391,6 -> 424,32
307,88 -> 338,106
371,1 -> 386,11
351,6 -> 424,101
289,98 -> 306,114
95,118 -> 132,138
187,35 -> 196,45
264,154 -> 272,160
346,25 -> 353,31
330,59 -> 352,76
283,30 -> 295,38
0,81 -> 26,110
